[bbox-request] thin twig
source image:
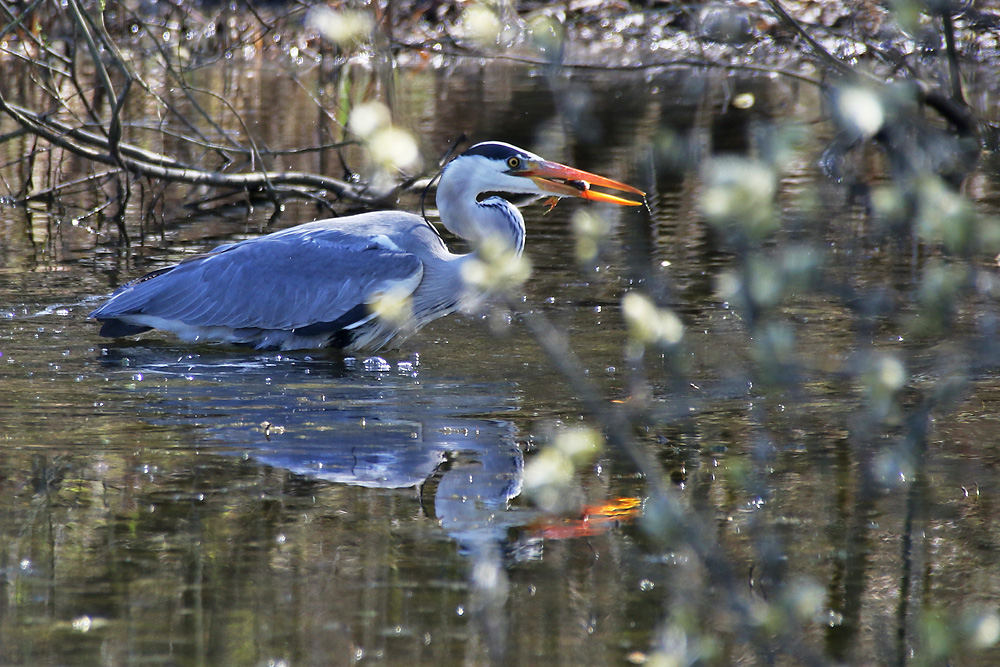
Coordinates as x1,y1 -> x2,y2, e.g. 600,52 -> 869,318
17,167 -> 123,203
116,122 -> 355,157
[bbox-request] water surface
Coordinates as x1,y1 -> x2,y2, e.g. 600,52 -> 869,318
3,55 -> 1000,665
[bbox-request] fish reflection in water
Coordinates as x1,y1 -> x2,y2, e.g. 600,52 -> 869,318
100,348 -> 526,551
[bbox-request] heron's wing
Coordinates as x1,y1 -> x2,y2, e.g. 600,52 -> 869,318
91,227 -> 424,332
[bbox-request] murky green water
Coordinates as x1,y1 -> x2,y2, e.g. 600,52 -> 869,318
4,52 -> 1000,665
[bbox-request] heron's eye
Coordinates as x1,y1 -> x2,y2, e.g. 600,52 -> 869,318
506,156 -> 521,170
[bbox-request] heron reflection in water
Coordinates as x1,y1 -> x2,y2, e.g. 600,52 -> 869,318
91,141 -> 644,350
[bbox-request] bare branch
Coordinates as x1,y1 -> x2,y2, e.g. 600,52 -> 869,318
0,94 -> 392,205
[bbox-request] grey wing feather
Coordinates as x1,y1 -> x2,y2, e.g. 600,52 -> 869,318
91,227 -> 424,331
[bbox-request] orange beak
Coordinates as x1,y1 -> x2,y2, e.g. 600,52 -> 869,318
521,160 -> 645,206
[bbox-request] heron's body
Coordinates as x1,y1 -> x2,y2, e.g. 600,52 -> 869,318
95,212 -> 466,350
91,141 -> 642,351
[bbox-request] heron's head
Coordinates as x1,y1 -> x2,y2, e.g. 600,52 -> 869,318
441,141 -> 645,207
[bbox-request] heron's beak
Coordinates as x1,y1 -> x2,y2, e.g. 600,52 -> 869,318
522,160 -> 645,206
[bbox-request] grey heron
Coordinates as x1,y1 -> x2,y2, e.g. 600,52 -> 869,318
90,141 -> 644,350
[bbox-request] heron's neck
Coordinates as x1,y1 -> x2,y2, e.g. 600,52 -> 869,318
437,182 -> 526,256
